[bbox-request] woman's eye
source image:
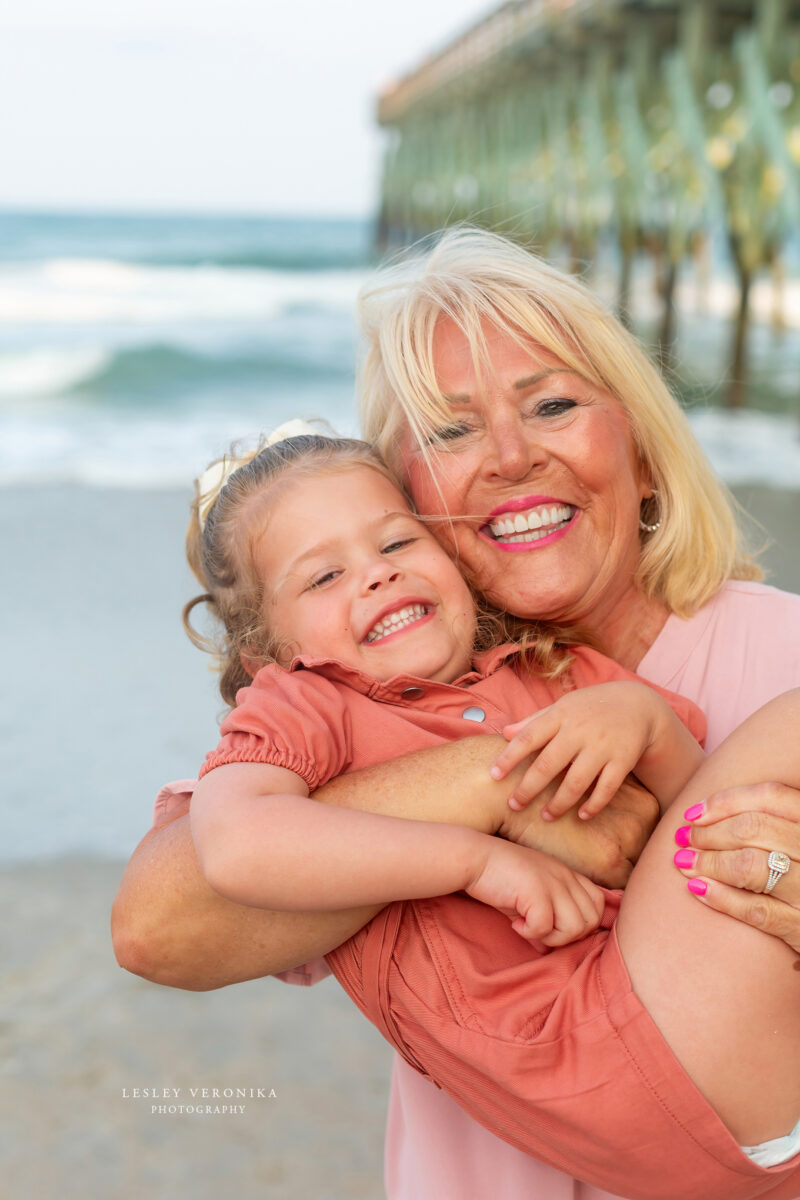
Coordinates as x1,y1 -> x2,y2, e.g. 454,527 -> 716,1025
426,421 -> 473,445
534,398 -> 577,418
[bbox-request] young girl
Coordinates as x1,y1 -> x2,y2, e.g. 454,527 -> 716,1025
185,428 -> 705,948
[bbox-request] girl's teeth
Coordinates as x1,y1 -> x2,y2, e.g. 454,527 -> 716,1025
489,504 -> 572,542
365,603 -> 429,644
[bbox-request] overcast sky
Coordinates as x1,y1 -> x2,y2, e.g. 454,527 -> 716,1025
0,1 -> 493,216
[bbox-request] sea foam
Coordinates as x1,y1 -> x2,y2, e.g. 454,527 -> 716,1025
0,258 -> 367,324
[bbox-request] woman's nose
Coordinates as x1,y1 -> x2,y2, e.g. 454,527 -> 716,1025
484,417 -> 547,481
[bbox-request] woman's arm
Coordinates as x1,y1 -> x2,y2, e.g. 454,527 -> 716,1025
190,761 -> 606,951
112,736 -> 658,990
111,805 -> 379,988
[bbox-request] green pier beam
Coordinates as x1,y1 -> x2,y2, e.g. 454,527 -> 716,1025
375,0 -> 800,407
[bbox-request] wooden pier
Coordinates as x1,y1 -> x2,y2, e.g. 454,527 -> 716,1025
375,0 -> 800,404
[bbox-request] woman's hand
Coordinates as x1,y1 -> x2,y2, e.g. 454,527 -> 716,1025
465,840 -> 606,950
499,774 -> 659,888
673,781 -> 800,955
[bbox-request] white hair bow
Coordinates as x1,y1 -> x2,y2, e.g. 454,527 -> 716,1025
196,419 -> 319,530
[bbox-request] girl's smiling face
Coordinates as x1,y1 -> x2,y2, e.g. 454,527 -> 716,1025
402,318 -> 652,640
252,465 -> 476,683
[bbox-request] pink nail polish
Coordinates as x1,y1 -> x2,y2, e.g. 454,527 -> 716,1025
687,878 -> 708,896
683,803 -> 704,821
674,825 -> 692,847
674,848 -> 697,869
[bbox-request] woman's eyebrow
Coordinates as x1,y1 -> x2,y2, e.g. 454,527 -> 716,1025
443,367 -> 573,405
514,368 -> 572,390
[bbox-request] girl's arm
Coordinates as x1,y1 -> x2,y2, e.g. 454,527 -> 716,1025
490,681 -> 705,819
191,761 -> 606,947
112,736 -> 657,989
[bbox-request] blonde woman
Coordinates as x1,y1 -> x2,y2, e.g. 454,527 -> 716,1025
114,229 -> 800,1200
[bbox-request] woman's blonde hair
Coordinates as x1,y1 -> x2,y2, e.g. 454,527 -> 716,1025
184,433 -> 400,706
357,226 -> 761,618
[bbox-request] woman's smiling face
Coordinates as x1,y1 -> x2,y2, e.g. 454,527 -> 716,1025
401,318 -> 652,636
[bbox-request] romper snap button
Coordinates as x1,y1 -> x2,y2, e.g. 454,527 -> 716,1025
462,706 -> 486,722
401,686 -> 426,700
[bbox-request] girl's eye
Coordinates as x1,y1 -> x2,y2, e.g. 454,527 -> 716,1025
382,537 -> 415,554
308,569 -> 340,589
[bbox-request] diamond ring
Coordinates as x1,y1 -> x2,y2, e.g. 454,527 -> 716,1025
764,851 -> 791,894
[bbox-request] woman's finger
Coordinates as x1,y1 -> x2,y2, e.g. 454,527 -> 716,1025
685,781 -> 800,827
674,846 -> 800,904
679,811 -> 800,860
685,877 -> 800,956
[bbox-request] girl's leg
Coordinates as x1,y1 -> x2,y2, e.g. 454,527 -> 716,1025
616,689 -> 800,1145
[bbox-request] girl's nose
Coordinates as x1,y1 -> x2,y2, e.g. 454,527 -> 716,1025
365,565 -> 401,592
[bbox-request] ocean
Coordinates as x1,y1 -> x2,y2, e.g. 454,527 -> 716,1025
1,209 -> 798,490
1,210 -> 798,865
0,211 -> 369,489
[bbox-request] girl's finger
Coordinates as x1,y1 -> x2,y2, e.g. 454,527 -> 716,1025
507,739 -> 578,810
685,781 -> 800,827
578,764 -> 629,820
685,877 -> 800,956
491,717 -> 560,781
540,903 -> 600,946
674,846 -> 800,904
543,755 -> 604,819
512,897 -> 556,942
571,876 -> 606,926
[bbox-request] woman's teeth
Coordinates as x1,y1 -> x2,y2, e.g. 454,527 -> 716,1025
365,603 -> 429,644
488,504 -> 573,543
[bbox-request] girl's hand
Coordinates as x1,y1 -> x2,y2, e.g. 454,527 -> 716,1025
490,683 -> 670,821
464,840 -> 606,949
673,781 -> 800,955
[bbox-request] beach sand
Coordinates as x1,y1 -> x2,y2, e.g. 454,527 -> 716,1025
2,482 -> 798,1198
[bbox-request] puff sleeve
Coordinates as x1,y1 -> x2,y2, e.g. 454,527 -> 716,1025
198,665 -> 353,792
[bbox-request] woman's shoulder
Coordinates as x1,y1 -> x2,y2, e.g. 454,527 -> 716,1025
642,578 -> 800,684
707,579 -> 800,622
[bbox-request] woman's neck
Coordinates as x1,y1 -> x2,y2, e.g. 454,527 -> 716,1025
588,590 -> 671,672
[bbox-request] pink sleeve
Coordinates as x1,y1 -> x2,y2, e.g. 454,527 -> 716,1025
150,774 -> 332,987
152,779 -> 196,827
198,665 -> 352,791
